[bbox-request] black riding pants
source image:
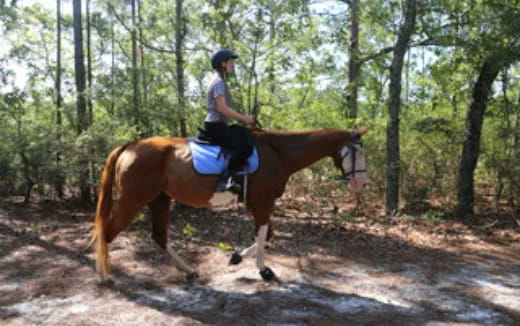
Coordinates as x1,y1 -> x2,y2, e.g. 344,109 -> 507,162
204,121 -> 253,174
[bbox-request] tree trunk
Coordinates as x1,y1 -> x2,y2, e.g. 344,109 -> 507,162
267,9 -> 276,94
55,0 -> 64,199
110,14 -> 115,116
86,0 -> 93,124
15,115 -> 33,202
72,0 -> 90,204
73,0 -> 87,134
385,0 -> 416,215
131,0 -> 141,134
175,0 -> 187,137
247,9 -> 262,115
20,152 -> 34,203
346,0 -> 360,119
138,0 -> 146,104
456,58 -> 500,217
512,93 -> 520,210
513,92 -> 519,154
214,0 -> 226,47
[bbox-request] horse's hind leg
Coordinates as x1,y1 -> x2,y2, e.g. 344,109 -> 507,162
97,193 -> 150,280
148,193 -> 195,276
105,196 -> 148,244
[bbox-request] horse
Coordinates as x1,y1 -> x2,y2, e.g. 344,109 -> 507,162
90,127 -> 368,282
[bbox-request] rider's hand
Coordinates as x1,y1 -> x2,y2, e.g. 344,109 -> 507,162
243,115 -> 255,125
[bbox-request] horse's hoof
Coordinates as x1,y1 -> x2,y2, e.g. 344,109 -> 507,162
229,252 -> 243,265
97,277 -> 114,287
260,267 -> 275,281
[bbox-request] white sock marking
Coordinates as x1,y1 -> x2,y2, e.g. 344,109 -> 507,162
166,246 -> 194,274
240,243 -> 257,258
256,224 -> 268,270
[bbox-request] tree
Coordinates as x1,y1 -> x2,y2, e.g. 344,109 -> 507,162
138,0 -> 147,113
385,0 -> 416,214
72,0 -> 90,203
86,0 -> 93,124
453,0 -> 520,216
55,0 -> 64,198
344,0 -> 360,119
175,0 -> 187,137
131,0 -> 141,135
457,44 -> 520,216
110,8 -> 115,116
213,0 -> 228,47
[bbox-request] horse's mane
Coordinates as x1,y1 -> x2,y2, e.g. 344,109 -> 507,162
253,128 -> 346,138
253,128 -> 349,142
252,128 -> 349,157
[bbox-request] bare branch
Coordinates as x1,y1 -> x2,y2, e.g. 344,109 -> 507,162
141,41 -> 176,54
359,37 -> 448,64
109,3 -> 177,55
359,45 -> 394,64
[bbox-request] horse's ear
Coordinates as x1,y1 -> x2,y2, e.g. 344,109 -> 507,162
356,127 -> 368,136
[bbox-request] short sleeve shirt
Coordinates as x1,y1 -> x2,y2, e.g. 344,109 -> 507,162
205,75 -> 232,124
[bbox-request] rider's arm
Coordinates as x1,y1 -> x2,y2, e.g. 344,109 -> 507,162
216,95 -> 254,125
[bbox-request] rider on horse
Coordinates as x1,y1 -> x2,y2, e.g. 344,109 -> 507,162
203,49 -> 255,191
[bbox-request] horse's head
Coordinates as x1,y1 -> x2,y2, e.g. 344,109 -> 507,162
333,127 -> 368,191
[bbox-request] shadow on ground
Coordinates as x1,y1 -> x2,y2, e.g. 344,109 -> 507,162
0,200 -> 519,325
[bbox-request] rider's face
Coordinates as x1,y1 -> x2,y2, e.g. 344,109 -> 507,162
224,59 -> 234,74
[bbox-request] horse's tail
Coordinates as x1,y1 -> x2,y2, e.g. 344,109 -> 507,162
88,144 -> 127,280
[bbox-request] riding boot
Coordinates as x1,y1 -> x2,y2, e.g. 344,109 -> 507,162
216,170 -> 236,192
226,174 -> 242,194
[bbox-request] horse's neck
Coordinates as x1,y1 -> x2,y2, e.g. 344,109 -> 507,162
263,129 -> 350,174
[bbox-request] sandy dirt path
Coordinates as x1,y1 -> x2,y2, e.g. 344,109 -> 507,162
0,202 -> 519,325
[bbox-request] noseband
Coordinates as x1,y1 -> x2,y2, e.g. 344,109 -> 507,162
340,131 -> 367,181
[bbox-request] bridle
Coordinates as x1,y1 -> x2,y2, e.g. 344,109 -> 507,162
340,131 -> 367,181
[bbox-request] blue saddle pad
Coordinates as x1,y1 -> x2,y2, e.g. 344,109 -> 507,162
189,141 -> 259,175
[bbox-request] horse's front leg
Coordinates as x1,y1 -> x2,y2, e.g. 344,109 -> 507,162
229,243 -> 257,264
255,223 -> 276,281
229,222 -> 273,265
230,222 -> 275,281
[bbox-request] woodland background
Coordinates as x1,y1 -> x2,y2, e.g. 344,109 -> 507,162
0,0 -> 519,219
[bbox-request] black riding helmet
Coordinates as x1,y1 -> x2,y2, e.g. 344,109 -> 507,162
211,49 -> 239,70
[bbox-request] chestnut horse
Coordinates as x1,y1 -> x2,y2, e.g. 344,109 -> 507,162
91,127 -> 367,281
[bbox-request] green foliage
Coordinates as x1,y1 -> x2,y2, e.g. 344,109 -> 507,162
336,212 -> 357,222
217,242 -> 233,251
29,222 -> 46,232
399,105 -> 463,204
0,0 -> 519,214
182,223 -> 198,237
423,209 -> 446,223
132,213 -> 146,224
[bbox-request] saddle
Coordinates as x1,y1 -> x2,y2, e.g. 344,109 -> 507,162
188,141 -> 259,175
189,126 -> 259,176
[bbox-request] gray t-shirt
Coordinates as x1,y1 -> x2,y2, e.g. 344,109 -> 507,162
205,75 -> 232,123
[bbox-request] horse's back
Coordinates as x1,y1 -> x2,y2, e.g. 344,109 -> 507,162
125,136 -> 187,150
137,137 -> 215,206
116,136 -> 175,161
114,137 -> 190,187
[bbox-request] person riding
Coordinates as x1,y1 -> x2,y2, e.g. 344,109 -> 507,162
204,49 -> 255,191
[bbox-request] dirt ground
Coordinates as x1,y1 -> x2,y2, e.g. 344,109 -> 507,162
1,194 -> 519,326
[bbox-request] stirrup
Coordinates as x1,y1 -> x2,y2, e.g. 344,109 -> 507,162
215,176 -> 231,192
